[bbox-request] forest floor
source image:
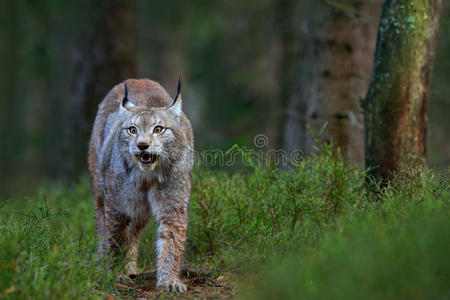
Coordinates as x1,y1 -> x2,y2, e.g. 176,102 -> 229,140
1,146 -> 449,299
113,267 -> 236,299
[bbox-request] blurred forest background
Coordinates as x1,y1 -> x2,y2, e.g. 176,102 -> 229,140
0,0 -> 449,196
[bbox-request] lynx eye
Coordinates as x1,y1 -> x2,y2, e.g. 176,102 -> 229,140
153,126 -> 164,134
128,126 -> 138,135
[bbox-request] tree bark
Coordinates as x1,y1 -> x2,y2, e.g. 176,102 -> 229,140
283,0 -> 382,166
68,0 -> 137,174
364,0 -> 442,183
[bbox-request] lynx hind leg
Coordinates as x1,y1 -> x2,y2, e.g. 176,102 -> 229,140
94,194 -> 108,259
155,207 -> 189,292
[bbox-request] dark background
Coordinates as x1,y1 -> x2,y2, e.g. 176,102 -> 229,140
0,0 -> 448,196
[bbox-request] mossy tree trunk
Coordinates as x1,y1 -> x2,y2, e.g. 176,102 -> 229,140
283,0 -> 382,166
364,0 -> 442,183
68,0 -> 137,174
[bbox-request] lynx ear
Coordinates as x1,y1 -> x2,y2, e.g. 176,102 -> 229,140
121,82 -> 136,110
168,77 -> 182,116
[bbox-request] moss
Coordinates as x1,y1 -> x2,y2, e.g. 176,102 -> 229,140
365,0 -> 440,182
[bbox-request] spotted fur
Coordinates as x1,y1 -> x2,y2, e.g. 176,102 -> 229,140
88,79 -> 194,292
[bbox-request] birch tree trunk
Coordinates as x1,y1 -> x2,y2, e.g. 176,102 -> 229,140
364,0 -> 442,183
283,0 -> 382,166
68,0 -> 137,174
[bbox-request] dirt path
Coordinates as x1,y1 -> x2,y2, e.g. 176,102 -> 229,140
113,267 -> 236,299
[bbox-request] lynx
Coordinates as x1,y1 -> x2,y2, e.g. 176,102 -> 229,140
88,79 -> 194,292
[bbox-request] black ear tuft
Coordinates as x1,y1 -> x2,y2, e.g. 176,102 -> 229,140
177,76 -> 182,97
169,77 -> 182,107
122,82 -> 129,106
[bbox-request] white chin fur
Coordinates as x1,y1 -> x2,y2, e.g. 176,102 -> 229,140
138,162 -> 157,172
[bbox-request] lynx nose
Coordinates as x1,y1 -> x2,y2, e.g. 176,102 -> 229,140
137,142 -> 149,150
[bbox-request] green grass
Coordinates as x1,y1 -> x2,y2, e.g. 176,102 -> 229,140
244,188 -> 450,300
1,145 -> 449,299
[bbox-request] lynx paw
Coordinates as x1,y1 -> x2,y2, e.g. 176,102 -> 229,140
157,279 -> 187,292
116,274 -> 132,283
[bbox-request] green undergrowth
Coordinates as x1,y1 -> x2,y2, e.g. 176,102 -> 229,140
1,145 -> 449,299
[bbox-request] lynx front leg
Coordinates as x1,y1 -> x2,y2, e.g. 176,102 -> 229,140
124,219 -> 148,275
124,240 -> 139,274
101,207 -> 132,269
154,205 -> 189,292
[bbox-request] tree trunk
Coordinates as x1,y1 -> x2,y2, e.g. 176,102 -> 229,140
0,0 -> 20,176
270,0 -> 301,150
68,0 -> 137,174
283,0 -> 382,166
364,0 -> 442,183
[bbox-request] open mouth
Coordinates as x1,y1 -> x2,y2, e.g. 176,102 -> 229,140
139,152 -> 158,164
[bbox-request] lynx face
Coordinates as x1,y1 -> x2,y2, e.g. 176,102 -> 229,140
119,102 -> 183,173
114,80 -> 185,173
